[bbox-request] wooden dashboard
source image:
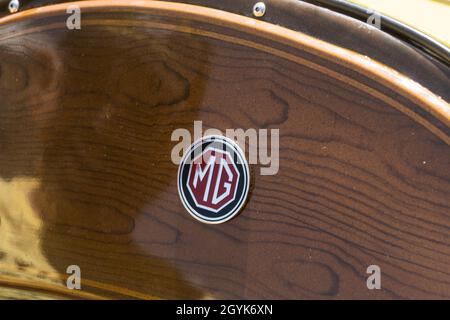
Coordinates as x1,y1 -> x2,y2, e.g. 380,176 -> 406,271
0,0 -> 449,299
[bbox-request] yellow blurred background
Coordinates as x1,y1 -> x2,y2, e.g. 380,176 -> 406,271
349,0 -> 450,47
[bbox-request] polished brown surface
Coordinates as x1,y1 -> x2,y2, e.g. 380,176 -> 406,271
2,0 -> 449,102
0,1 -> 449,299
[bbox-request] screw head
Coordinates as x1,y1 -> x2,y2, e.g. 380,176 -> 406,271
252,2 -> 266,18
8,0 -> 20,13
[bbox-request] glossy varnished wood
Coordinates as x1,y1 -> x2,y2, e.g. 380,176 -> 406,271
2,0 -> 449,102
0,1 -> 449,299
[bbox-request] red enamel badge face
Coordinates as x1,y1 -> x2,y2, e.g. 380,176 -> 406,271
178,135 -> 250,224
187,148 -> 240,212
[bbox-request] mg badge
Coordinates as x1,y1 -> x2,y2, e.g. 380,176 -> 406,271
177,135 -> 250,224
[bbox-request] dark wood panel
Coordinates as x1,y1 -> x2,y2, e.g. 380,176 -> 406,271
0,1 -> 449,299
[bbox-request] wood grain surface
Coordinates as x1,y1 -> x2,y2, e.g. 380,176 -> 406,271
2,0 -> 449,102
0,1 -> 449,299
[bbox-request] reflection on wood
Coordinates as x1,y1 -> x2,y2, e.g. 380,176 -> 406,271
0,1 -> 449,299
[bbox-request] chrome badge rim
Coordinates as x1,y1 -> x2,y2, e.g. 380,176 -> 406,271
177,135 -> 250,224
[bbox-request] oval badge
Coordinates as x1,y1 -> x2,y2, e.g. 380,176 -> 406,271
177,135 -> 250,224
